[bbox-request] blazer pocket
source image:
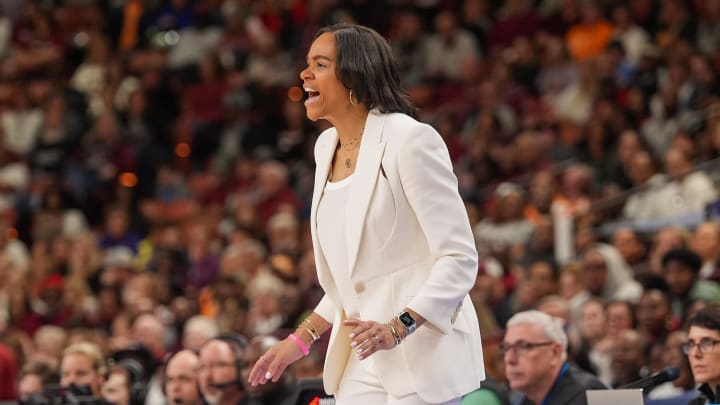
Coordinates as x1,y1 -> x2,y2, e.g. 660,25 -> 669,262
368,174 -> 397,249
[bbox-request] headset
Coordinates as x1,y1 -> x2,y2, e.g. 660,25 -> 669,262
115,358 -> 148,405
201,333 -> 249,390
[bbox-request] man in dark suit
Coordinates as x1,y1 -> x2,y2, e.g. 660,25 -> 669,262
503,310 -> 607,405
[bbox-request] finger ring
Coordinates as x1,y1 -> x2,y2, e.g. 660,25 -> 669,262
373,335 -> 380,345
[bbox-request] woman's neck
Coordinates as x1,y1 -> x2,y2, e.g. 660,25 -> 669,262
332,109 -> 369,145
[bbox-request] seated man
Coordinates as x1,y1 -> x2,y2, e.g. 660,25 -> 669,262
685,304 -> 720,405
198,334 -> 261,405
164,350 -> 203,405
503,310 -> 606,405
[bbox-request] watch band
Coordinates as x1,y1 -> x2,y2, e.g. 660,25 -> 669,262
397,311 -> 417,335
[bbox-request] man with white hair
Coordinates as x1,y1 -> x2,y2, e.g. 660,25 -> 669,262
503,310 -> 606,405
182,316 -> 219,351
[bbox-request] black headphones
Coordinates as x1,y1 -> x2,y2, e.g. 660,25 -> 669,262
209,333 -> 249,381
115,358 -> 147,405
162,332 -> 249,397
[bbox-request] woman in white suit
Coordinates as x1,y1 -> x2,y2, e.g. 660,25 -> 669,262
248,23 -> 484,404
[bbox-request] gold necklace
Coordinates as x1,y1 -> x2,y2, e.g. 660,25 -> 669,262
339,139 -> 359,168
339,126 -> 364,168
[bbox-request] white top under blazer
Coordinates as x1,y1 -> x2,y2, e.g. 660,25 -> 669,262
317,174 -> 361,319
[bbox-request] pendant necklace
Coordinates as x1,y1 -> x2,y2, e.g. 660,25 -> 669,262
339,125 -> 364,168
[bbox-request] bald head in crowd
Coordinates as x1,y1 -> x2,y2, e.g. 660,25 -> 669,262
165,350 -> 202,405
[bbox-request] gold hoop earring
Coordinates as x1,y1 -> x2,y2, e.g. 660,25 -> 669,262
349,90 -> 359,105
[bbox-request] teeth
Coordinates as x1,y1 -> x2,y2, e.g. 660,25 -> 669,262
304,87 -> 316,92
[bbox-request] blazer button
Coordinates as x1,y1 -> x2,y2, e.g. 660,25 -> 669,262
354,282 -> 365,294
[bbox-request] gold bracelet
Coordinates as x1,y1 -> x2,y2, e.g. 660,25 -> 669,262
301,319 -> 320,341
386,321 -> 402,346
300,324 -> 319,342
303,318 -> 319,339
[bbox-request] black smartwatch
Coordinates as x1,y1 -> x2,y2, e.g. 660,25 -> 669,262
397,311 -> 417,335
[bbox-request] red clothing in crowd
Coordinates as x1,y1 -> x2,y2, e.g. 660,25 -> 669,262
0,343 -> 17,400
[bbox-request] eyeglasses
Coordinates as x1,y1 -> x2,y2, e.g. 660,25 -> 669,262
682,338 -> 720,355
500,340 -> 555,356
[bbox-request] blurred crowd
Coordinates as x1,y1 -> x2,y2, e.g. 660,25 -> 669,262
1,0 -> 720,403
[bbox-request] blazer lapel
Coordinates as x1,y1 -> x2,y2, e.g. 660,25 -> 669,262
346,111 -> 387,277
310,129 -> 337,288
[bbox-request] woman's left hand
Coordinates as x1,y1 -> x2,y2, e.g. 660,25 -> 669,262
343,318 -> 397,359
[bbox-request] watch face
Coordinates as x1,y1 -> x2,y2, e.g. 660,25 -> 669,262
399,312 -> 415,327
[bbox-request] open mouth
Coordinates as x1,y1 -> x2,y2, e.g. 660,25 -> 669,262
304,87 -> 320,104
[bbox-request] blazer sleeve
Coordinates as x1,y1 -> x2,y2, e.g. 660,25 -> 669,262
313,294 -> 335,324
397,122 -> 479,335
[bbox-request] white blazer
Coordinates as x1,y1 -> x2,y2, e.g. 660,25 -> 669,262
310,110 -> 485,403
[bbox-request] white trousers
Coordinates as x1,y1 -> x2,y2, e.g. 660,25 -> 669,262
334,351 -> 462,405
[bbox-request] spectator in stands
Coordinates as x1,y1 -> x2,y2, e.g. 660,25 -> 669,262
31,325 -> 67,368
101,362 -> 142,405
474,182 -> 534,256
99,206 -> 140,254
653,148 -> 718,219
131,313 -> 168,361
581,244 -> 643,302
164,349 -> 203,405
609,329 -> 646,388
199,335 -> 260,405
606,300 -> 636,338
182,315 -> 219,351
0,340 -> 17,400
518,216 -> 555,268
648,226 -> 689,274
691,221 -> 720,280
59,342 -> 106,398
559,265 -> 591,324
518,259 -> 559,310
186,222 -> 220,290
17,360 -> 57,402
487,0 -> 541,53
622,149 -> 667,221
611,5 -> 650,67
565,2 -> 614,61
579,298 -> 612,385
647,330 -> 695,400
554,163 -> 595,219
388,8 -> 428,86
503,310 -> 606,405
684,303 -> 720,405
662,248 -> 720,322
655,0 -> 696,50
636,289 -> 674,342
612,227 -> 649,276
424,10 -> 480,82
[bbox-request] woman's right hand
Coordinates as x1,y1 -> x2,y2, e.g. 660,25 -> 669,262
247,337 -> 305,386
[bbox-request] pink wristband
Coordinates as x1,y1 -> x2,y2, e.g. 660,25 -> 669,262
288,333 -> 310,356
